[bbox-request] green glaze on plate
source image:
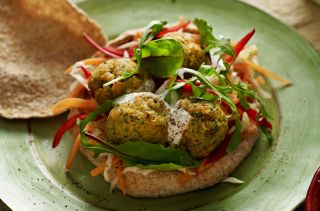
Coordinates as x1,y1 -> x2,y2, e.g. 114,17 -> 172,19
0,0 -> 319,210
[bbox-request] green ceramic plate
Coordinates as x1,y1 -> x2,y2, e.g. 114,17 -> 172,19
1,0 -> 320,210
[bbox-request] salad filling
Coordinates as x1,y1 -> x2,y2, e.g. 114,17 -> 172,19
51,17 -> 290,196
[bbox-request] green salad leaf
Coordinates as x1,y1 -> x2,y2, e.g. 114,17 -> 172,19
226,118 -> 241,153
137,163 -> 185,171
193,18 -> 235,58
190,83 -> 217,101
79,100 -> 114,154
225,78 -> 270,119
139,21 -> 167,48
140,38 -> 184,78
113,141 -> 199,168
103,21 -> 167,87
178,66 -> 237,114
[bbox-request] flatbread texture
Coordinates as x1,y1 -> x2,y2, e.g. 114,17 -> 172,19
108,124 -> 259,197
0,0 -> 106,119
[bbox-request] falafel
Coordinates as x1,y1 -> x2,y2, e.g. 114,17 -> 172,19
105,93 -> 169,145
88,58 -> 144,104
163,32 -> 206,69
177,98 -> 228,159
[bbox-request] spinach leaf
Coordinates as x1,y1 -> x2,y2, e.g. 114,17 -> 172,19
113,141 -> 199,167
140,39 -> 184,78
103,21 -> 167,87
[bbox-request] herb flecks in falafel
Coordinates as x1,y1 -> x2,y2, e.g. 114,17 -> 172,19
106,94 -> 169,145
177,98 -> 228,159
88,58 -> 143,104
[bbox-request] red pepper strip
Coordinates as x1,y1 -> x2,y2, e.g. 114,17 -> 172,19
238,105 -> 272,129
246,108 -> 272,129
225,28 -> 256,63
83,33 -> 121,58
182,83 -> 193,92
103,46 -> 134,58
52,114 -> 87,148
80,66 -> 91,79
259,118 -> 272,129
157,20 -> 191,38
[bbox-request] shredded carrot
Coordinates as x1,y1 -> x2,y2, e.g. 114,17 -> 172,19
84,57 -> 106,65
90,164 -> 106,177
68,83 -> 86,98
133,31 -> 143,41
232,62 -> 251,83
232,98 -> 240,105
64,58 -> 106,74
194,161 -> 207,174
65,134 -> 81,170
112,156 -> 126,195
245,60 -> 292,86
51,98 -> 97,115
255,75 -> 266,86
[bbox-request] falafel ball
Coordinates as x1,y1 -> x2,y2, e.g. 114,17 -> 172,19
163,32 -> 206,69
177,98 -> 228,159
105,93 -> 169,145
88,58 -> 143,104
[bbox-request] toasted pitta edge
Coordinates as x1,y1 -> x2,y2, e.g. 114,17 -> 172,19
0,0 -> 106,119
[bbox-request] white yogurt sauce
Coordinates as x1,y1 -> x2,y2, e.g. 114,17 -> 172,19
167,103 -> 191,146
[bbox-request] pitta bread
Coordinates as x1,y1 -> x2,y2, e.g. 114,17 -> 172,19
0,0 -> 106,119
73,114 -> 258,197
109,124 -> 258,197
65,24 -> 260,197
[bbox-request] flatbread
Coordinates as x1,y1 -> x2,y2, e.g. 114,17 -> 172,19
0,0 -> 106,119
74,114 -> 258,197
66,24 -> 260,197
110,124 -> 258,197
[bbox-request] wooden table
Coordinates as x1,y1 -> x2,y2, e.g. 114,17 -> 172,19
242,2 -> 319,209
243,0 -> 320,51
